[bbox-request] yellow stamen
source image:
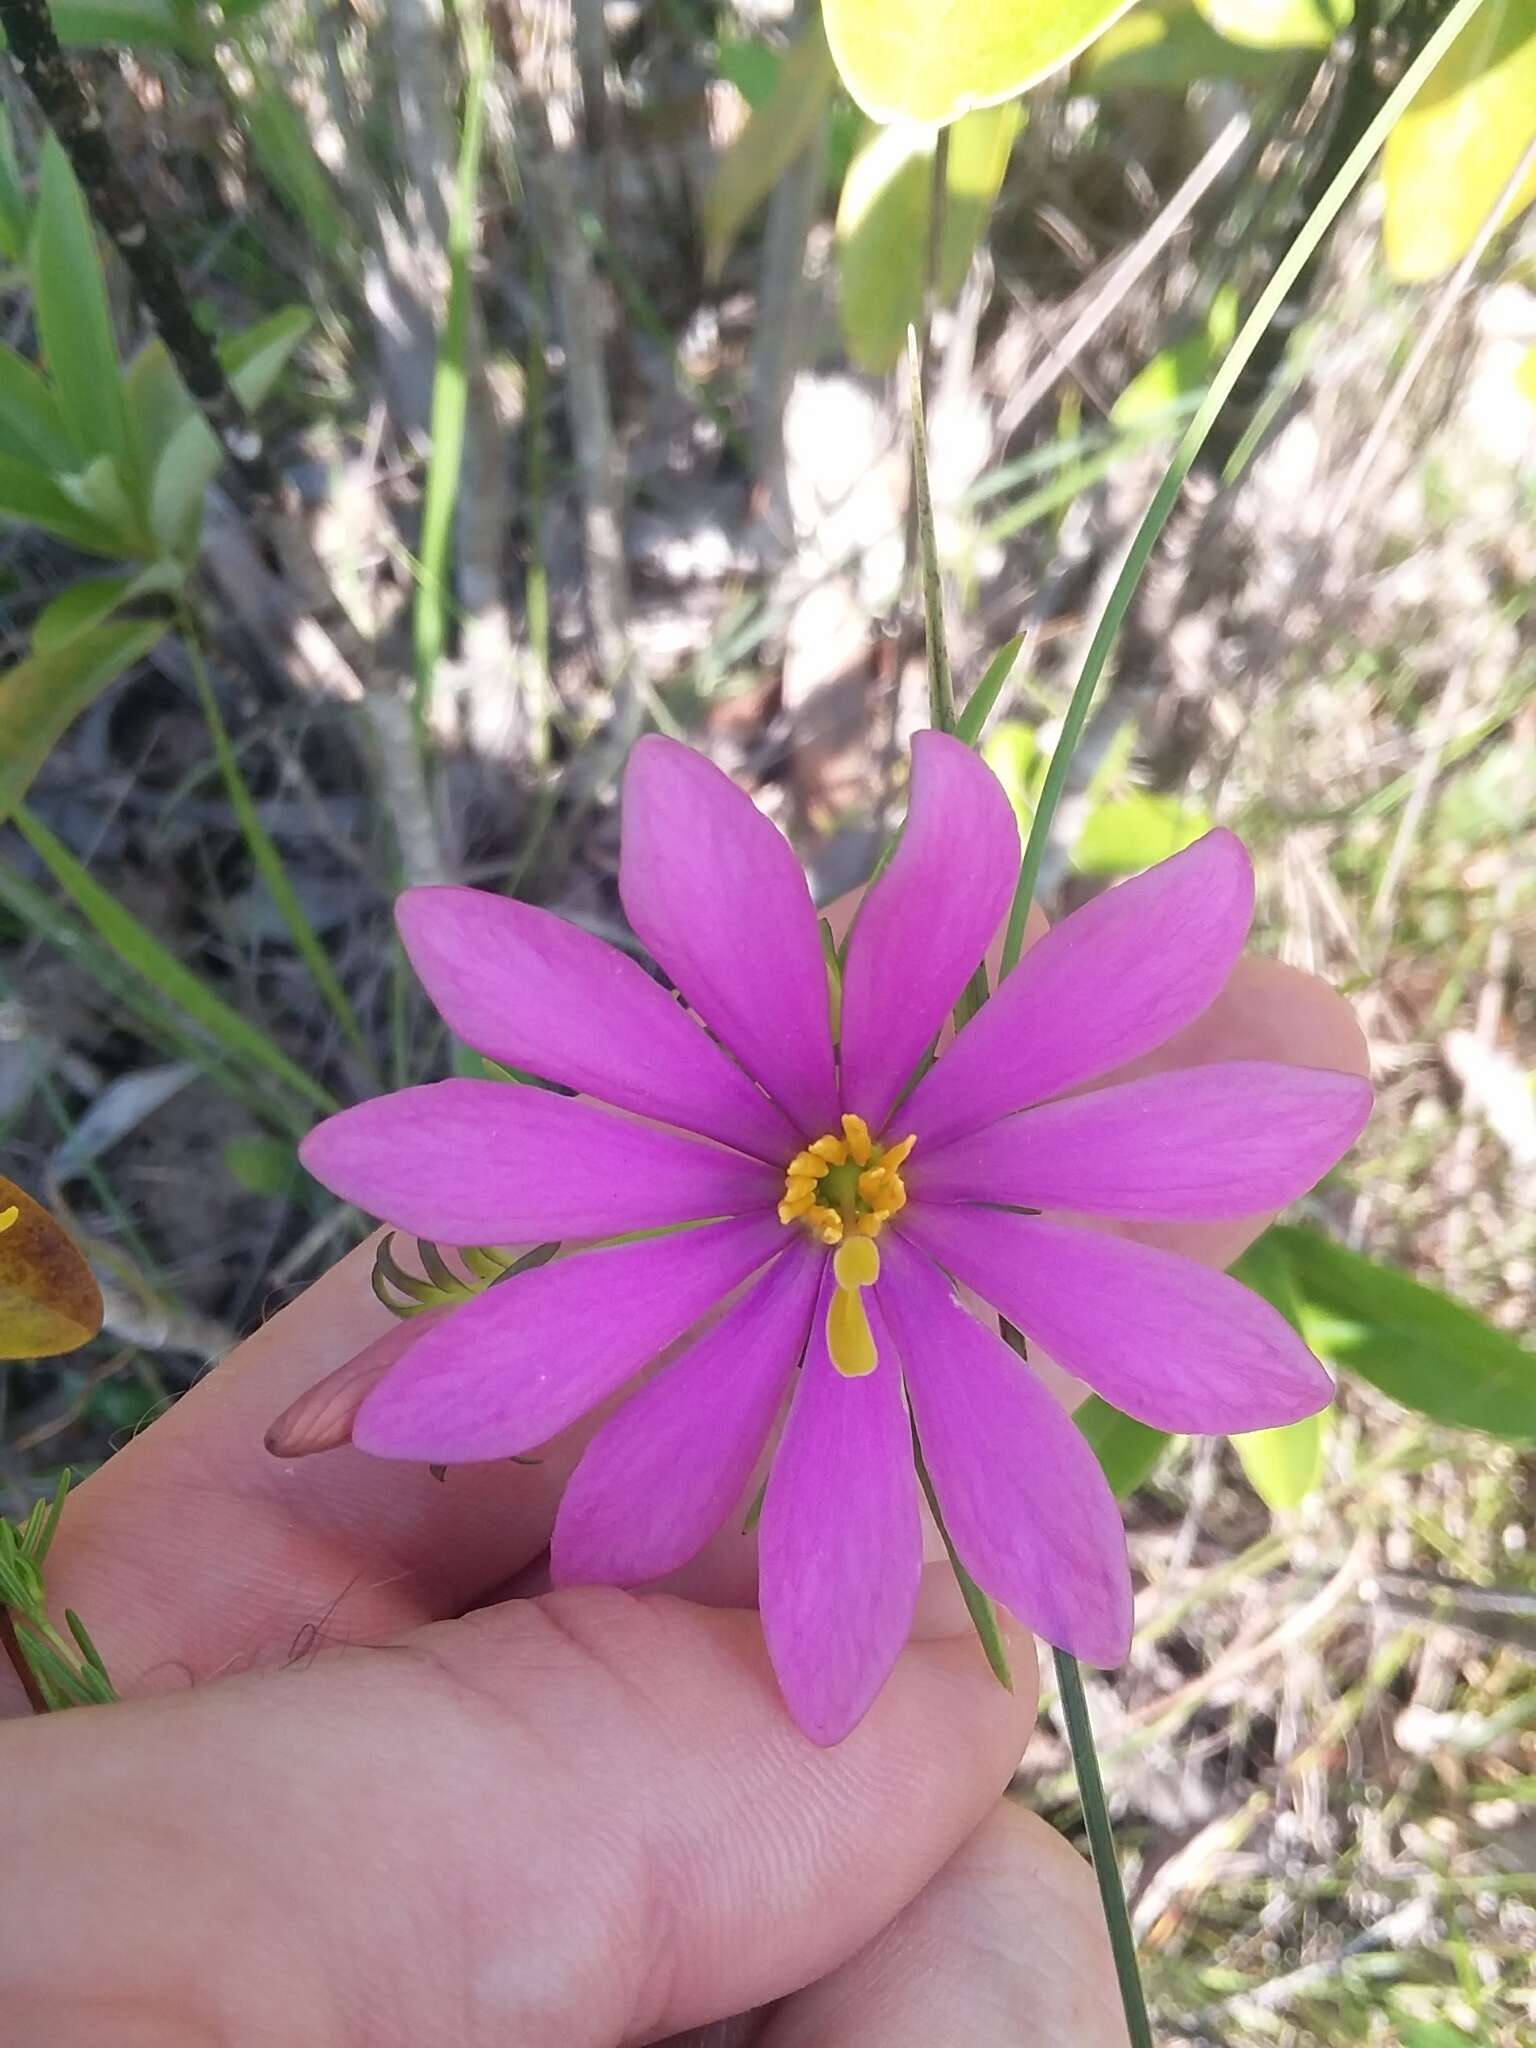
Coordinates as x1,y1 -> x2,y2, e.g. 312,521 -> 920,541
840,1113 -> 873,1166
828,1235 -> 880,1375
0,1204 -> 18,1235
777,1121 -> 917,1299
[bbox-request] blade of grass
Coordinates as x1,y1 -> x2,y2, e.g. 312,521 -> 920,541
413,26 -> 492,717
907,327 -> 954,735
178,604 -> 372,1070
10,805 -> 338,1116
955,633 -> 1023,748
999,0 -> 1495,979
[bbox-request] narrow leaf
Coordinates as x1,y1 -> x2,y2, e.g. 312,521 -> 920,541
0,342 -> 75,469
0,619 -> 167,825
32,137 -> 131,473
956,634 -> 1024,747
704,14 -> 835,278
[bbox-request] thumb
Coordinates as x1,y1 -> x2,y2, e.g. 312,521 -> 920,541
2,1588 -> 1035,2047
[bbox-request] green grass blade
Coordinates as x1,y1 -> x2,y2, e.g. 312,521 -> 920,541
179,610 -> 371,1067
908,329 -> 954,734
413,29 -> 492,715
999,0 -> 1495,978
956,633 -> 1024,748
10,804 -> 338,1115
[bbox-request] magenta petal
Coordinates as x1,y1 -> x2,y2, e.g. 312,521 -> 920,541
876,1235 -> 1131,1667
899,1208 -> 1334,1433
551,1242 -> 823,1586
839,733 -> 1018,1132
620,738 -> 838,1136
396,888 -> 797,1162
758,1266 -> 923,1745
903,829 -> 1255,1147
911,1062 -> 1372,1220
300,1080 -> 777,1243
353,1214 -> 787,1461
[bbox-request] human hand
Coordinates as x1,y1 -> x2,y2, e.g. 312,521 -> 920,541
0,944 -> 1364,2045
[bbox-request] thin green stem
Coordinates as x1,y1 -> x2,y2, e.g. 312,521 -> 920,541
1053,1648 -> 1154,2048
908,332 -> 954,733
998,0 -> 1493,979
178,600 -> 373,1071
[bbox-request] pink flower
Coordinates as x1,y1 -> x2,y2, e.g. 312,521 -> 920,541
296,734 -> 1370,1744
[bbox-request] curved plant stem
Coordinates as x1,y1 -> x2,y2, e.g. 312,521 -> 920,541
999,0 -> 1494,979
1054,1648 -> 1154,2048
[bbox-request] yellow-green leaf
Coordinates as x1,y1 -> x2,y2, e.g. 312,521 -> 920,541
1192,0 -> 1348,48
836,103 -> 1021,371
0,1172 -> 103,1361
1232,1413 -> 1327,1509
1075,790 -> 1211,874
1080,0 -> 1280,90
704,15 -> 835,278
1112,285 -> 1238,427
824,0 -> 1137,125
32,137 -> 131,475
1382,0 -> 1536,282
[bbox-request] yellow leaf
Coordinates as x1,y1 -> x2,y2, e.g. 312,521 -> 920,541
1383,0 -> 1536,282
836,103 -> 1022,371
824,0 -> 1137,125
0,1172 -> 103,1360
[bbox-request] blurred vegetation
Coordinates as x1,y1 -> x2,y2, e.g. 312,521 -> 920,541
1,0 -> 1534,2038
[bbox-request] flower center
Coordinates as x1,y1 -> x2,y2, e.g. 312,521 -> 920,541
777,1115 -> 915,1378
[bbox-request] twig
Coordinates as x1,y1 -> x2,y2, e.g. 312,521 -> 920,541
998,115 -> 1250,437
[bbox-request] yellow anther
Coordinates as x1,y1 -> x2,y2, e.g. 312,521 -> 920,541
779,1123 -> 915,1256
805,1204 -> 844,1245
0,1204 -> 18,1235
840,1114 -> 873,1166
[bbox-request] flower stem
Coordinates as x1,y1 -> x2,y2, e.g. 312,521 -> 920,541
1052,1647 -> 1154,2048
0,1606 -> 48,1715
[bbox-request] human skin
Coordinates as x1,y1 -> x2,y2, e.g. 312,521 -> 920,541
0,942 -> 1367,2046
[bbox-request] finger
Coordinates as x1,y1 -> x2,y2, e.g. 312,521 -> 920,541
2,1590 -> 1039,2048
754,1802 -> 1129,2047
2,1235 -> 597,1708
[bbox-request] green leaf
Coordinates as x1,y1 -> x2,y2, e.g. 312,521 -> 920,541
32,561 -> 180,649
982,720 -> 1043,832
1268,1224 -> 1536,1444
236,81 -> 348,257
1383,0 -> 1536,282
1079,0 -> 1280,90
223,1134 -> 301,1197
716,35 -> 783,110
57,452 -> 150,555
836,102 -> 1021,372
704,14 -> 835,278
0,106 -> 29,261
11,805 -> 339,1115
1075,1394 -> 1172,1497
150,307 -> 311,555
0,341 -> 74,469
1232,1413 -> 1327,1509
0,619 -> 167,826
1111,286 -> 1238,428
1191,0 -> 1348,48
0,452 -> 124,554
824,0 -> 1136,124
48,0 -> 190,46
956,634 -> 1024,746
124,338 -> 196,480
32,137 -> 131,474
1074,789 -> 1212,875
